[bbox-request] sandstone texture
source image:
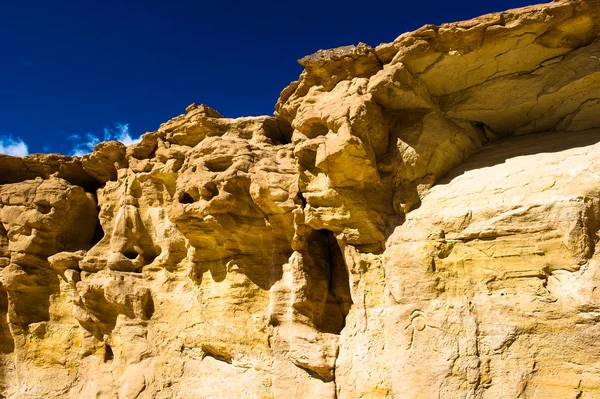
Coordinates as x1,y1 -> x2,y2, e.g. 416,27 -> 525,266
2,1 -> 600,398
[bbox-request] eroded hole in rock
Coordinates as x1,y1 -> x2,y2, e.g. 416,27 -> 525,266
297,190 -> 307,207
123,251 -> 138,260
144,253 -> 158,265
472,120 -> 497,141
275,119 -> 293,145
143,294 -> 155,320
204,159 -> 233,172
104,344 -> 113,362
80,289 -> 133,337
260,118 -> 293,145
201,344 -> 232,364
145,144 -> 158,161
179,192 -> 197,204
308,229 -> 353,335
296,363 -> 332,383
36,203 -> 52,214
0,289 -> 14,353
0,223 -> 8,258
200,182 -> 218,201
13,291 -> 51,326
304,121 -> 329,139
189,264 -> 205,285
297,149 -> 317,170
135,238 -> 160,271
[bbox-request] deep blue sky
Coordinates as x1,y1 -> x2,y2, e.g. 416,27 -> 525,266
1,0 -> 537,156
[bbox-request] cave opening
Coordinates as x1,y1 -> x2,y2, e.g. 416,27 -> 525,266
179,192 -> 196,204
123,251 -> 138,260
304,122 -> 329,139
308,229 -> 353,335
204,159 -> 233,173
0,223 -> 8,258
297,190 -> 307,208
143,294 -> 155,320
104,344 -> 113,362
0,289 -> 14,353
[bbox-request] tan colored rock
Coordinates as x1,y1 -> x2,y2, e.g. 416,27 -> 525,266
0,153 -> 98,188
0,177 -> 98,397
185,102 -> 197,113
81,140 -> 127,183
336,129 -> 600,399
3,1 -> 600,398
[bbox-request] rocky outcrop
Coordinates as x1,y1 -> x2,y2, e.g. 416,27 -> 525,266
0,154 -> 98,189
2,1 -> 600,398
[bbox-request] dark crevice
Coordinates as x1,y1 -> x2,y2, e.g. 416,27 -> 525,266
0,289 -> 14,353
200,182 -> 219,200
189,262 -> 206,286
297,148 -> 317,170
145,145 -> 158,161
295,362 -> 334,383
308,229 -> 353,335
179,185 -> 216,204
0,223 -> 8,258
204,159 -> 233,173
472,120 -> 487,138
142,292 -> 155,320
201,344 -> 232,364
123,251 -> 138,260
12,290 -> 51,326
85,180 -> 104,193
78,288 -> 134,338
276,119 -> 293,145
144,253 -> 158,265
304,122 -> 329,139
104,344 -> 113,362
179,192 -> 196,204
36,203 -> 52,214
297,190 -> 307,207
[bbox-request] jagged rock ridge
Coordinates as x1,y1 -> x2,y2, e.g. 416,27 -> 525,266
1,1 -> 600,397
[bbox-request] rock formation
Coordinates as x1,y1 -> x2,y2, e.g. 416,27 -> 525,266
2,0 -> 600,397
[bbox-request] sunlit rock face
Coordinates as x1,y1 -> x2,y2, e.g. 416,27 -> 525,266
2,0 -> 600,398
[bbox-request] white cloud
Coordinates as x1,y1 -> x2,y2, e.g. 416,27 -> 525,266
69,133 -> 100,157
69,123 -> 141,157
0,136 -> 29,157
105,123 -> 141,146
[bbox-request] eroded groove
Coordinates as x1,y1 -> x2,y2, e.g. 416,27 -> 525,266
308,229 -> 353,335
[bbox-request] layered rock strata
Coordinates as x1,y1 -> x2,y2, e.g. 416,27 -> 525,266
2,1 -> 600,397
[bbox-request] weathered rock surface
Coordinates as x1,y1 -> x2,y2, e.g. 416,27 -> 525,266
2,1 -> 600,398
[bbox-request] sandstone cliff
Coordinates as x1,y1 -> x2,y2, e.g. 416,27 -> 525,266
2,1 -> 600,398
